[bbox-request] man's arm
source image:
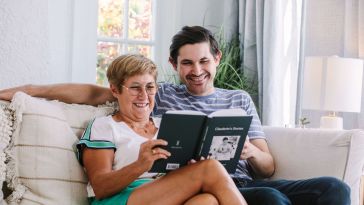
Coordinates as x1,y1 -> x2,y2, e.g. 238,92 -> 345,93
0,83 -> 115,106
240,138 -> 275,178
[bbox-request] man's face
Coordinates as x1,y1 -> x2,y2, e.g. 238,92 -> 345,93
172,42 -> 221,96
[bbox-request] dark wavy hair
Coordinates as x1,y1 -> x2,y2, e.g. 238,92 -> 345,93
169,26 -> 220,64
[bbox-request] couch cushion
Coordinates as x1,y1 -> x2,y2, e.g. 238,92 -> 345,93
5,92 -> 116,205
264,126 -> 364,205
264,126 -> 351,180
0,100 -> 13,204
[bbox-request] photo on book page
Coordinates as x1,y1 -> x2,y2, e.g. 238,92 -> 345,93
208,135 -> 240,161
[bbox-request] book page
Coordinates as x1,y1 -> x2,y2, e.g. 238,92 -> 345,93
208,135 -> 240,160
208,108 -> 247,117
166,110 -> 205,115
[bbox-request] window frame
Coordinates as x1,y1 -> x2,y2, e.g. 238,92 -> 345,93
96,0 -> 157,71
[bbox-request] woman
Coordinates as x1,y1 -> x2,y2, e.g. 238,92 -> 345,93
77,54 -> 247,205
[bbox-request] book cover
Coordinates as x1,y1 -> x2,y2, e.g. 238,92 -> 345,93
150,109 -> 252,173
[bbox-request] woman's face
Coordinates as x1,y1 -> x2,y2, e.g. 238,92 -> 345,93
111,73 -> 157,121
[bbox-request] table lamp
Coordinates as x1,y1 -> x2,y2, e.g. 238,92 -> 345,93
301,56 -> 364,129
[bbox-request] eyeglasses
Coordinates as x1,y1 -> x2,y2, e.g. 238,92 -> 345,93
122,83 -> 158,96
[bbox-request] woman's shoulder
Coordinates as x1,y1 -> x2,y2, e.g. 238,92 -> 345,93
93,115 -> 112,124
89,115 -> 115,131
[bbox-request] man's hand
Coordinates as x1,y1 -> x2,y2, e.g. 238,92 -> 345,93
240,138 -> 260,160
240,138 -> 275,178
188,156 -> 206,164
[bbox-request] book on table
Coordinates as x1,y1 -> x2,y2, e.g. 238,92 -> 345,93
150,108 -> 252,173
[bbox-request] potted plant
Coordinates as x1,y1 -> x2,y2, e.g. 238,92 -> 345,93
214,31 -> 258,107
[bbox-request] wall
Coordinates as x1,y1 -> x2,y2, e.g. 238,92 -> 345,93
0,0 -> 97,90
302,0 -> 364,129
0,0 -> 52,88
0,0 -> 225,88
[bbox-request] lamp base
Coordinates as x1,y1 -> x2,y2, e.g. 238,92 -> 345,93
320,116 -> 343,129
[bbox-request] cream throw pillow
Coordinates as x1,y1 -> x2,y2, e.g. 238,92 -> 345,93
5,92 -> 116,205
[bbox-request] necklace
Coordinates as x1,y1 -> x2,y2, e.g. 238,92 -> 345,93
114,113 -> 155,134
126,120 -> 154,134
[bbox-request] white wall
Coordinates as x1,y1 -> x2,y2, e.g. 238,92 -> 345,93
0,0 -> 226,89
0,0 -> 97,89
0,0 -> 52,88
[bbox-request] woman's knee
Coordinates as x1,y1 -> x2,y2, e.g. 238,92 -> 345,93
184,193 -> 218,205
196,159 -> 229,178
199,159 -> 225,172
188,159 -> 230,187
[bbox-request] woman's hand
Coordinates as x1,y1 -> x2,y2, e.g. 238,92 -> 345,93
137,139 -> 171,171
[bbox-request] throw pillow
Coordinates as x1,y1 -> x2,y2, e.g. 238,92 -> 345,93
0,100 -> 13,204
5,92 -> 116,205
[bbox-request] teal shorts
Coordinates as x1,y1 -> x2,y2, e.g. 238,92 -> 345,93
89,178 -> 153,205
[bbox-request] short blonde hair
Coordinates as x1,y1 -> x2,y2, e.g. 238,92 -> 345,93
106,54 -> 158,92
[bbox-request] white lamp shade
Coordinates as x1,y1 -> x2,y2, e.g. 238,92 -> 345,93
302,56 -> 364,113
324,57 -> 363,112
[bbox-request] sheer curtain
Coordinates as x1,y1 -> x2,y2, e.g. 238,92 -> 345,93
301,0 -> 364,129
344,0 -> 364,129
224,0 -> 304,126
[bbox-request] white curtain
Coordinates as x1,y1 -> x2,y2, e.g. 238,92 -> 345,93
224,0 -> 304,126
345,0 -> 364,129
301,0 -> 364,129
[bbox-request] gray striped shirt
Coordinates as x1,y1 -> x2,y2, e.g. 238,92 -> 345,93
152,83 -> 265,180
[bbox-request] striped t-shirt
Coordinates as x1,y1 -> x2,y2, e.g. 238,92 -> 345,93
152,83 -> 265,180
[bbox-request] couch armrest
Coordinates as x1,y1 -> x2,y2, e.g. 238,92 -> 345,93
263,126 -> 364,205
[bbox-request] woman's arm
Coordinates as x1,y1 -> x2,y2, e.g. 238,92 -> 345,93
83,148 -> 144,199
83,139 -> 170,199
0,83 -> 115,105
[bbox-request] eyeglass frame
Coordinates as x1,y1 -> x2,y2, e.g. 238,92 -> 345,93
121,83 -> 159,96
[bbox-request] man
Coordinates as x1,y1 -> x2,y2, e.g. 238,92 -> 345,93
0,26 -> 350,205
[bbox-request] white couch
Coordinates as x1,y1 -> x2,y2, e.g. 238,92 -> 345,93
0,92 -> 363,205
264,126 -> 364,205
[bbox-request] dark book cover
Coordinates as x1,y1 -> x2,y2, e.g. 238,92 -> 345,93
150,109 -> 252,173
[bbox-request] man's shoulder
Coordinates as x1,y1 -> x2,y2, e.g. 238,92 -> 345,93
158,83 -> 185,95
159,82 -> 182,89
215,88 -> 252,99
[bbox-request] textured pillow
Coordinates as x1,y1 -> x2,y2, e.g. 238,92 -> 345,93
0,100 -> 13,204
5,92 -> 116,205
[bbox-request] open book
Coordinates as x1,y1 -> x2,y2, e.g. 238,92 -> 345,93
150,108 -> 252,173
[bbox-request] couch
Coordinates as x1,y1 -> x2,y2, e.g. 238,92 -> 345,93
0,92 -> 363,205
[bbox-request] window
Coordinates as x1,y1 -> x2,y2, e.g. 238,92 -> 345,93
96,0 -> 155,86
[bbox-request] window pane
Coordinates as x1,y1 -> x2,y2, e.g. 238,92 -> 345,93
98,0 -> 124,38
97,42 -> 121,86
128,45 -> 151,58
128,0 -> 152,40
